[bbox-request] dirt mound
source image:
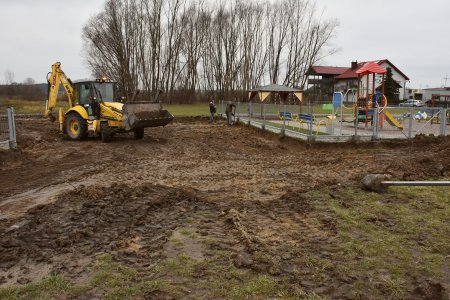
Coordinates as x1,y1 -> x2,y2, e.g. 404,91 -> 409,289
0,183 -> 206,284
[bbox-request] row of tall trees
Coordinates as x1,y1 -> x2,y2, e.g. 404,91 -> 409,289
0,70 -> 45,100
82,0 -> 338,103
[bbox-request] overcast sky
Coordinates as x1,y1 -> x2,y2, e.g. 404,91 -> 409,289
0,0 -> 449,88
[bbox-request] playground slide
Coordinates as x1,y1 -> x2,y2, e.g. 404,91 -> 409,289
384,110 -> 403,130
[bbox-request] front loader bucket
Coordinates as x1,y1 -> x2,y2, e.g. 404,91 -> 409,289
122,101 -> 174,131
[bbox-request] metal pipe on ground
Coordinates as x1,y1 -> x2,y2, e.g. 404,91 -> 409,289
361,174 -> 450,193
381,181 -> 450,187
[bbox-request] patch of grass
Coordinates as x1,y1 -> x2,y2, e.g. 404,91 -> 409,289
0,254 -> 174,300
162,254 -> 199,277
230,275 -> 279,299
0,274 -> 72,300
0,98 -> 68,114
314,185 -> 450,298
208,271 -> 280,299
179,227 -> 197,238
81,253 -> 173,299
165,103 -> 209,117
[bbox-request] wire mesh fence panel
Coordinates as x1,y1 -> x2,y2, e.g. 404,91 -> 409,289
0,110 -> 9,142
225,99 -> 450,142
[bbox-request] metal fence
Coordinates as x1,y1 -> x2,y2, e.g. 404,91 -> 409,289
218,100 -> 449,143
0,106 -> 17,150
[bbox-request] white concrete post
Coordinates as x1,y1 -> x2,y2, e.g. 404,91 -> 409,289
408,106 -> 413,139
7,107 -> 17,149
440,108 -> 447,137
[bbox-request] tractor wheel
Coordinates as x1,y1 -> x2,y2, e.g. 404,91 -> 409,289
101,122 -> 113,143
134,128 -> 144,140
65,113 -> 87,140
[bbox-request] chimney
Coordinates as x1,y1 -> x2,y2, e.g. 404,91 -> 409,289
351,61 -> 358,69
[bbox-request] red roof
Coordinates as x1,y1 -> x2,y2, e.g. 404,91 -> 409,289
356,61 -> 387,75
335,62 -> 365,79
306,66 -> 349,76
335,59 -> 409,80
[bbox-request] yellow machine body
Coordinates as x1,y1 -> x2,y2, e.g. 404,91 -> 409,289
45,62 -> 173,142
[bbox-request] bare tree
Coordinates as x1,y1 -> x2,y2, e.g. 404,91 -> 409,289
160,0 -> 186,102
283,0 -> 338,88
179,2 -> 210,102
83,0 -> 142,97
82,0 -> 338,102
236,1 -> 267,98
23,77 -> 35,85
140,0 -> 163,93
266,2 -> 290,85
4,69 -> 15,85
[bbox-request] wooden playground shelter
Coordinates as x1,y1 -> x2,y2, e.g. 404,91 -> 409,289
247,84 -> 304,116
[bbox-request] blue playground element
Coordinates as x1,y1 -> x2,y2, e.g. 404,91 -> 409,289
372,91 -> 383,107
333,92 -> 343,108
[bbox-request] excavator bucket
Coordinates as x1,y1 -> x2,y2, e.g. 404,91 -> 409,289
122,101 -> 174,131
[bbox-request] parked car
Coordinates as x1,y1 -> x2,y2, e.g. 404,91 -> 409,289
399,99 -> 425,107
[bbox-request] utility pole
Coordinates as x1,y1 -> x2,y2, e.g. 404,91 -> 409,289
444,75 -> 449,87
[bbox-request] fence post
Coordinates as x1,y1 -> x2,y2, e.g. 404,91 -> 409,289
281,104 -> 286,136
440,108 -> 447,137
7,107 -> 17,149
354,106 -> 359,141
248,101 -> 252,125
408,106 -> 413,139
372,106 -> 379,140
237,100 -> 240,123
262,103 -> 266,131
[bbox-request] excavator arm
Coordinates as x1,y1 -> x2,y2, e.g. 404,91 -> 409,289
45,62 -> 75,121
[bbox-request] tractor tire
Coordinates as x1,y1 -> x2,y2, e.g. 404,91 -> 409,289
101,122 -> 113,143
65,113 -> 87,140
134,128 -> 144,140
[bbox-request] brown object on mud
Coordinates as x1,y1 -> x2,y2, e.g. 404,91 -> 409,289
361,174 -> 391,193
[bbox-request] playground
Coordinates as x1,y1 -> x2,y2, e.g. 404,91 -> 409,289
228,62 -> 449,142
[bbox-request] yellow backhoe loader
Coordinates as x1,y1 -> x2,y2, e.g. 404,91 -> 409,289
44,62 -> 173,142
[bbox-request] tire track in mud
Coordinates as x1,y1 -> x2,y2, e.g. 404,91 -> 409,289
0,181 -> 341,296
0,183 -> 207,285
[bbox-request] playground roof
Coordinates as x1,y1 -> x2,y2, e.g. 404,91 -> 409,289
248,84 -> 302,93
247,84 -> 303,102
356,61 -> 387,75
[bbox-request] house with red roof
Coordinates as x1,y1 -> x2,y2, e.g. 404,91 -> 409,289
305,66 -> 349,98
306,60 -> 410,101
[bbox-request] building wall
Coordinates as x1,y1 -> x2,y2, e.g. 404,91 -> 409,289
422,89 -> 450,102
379,62 -> 408,100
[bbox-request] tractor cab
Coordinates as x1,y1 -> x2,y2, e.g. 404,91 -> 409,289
72,78 -> 120,119
73,78 -> 119,106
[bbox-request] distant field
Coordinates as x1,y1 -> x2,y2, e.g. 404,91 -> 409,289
0,98 -> 419,118
0,99 -> 48,114
0,99 -> 209,117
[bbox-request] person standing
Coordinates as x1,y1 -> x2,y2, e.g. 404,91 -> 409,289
225,100 -> 236,126
209,100 -> 216,123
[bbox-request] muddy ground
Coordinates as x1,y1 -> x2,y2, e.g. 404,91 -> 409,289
0,117 -> 449,299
